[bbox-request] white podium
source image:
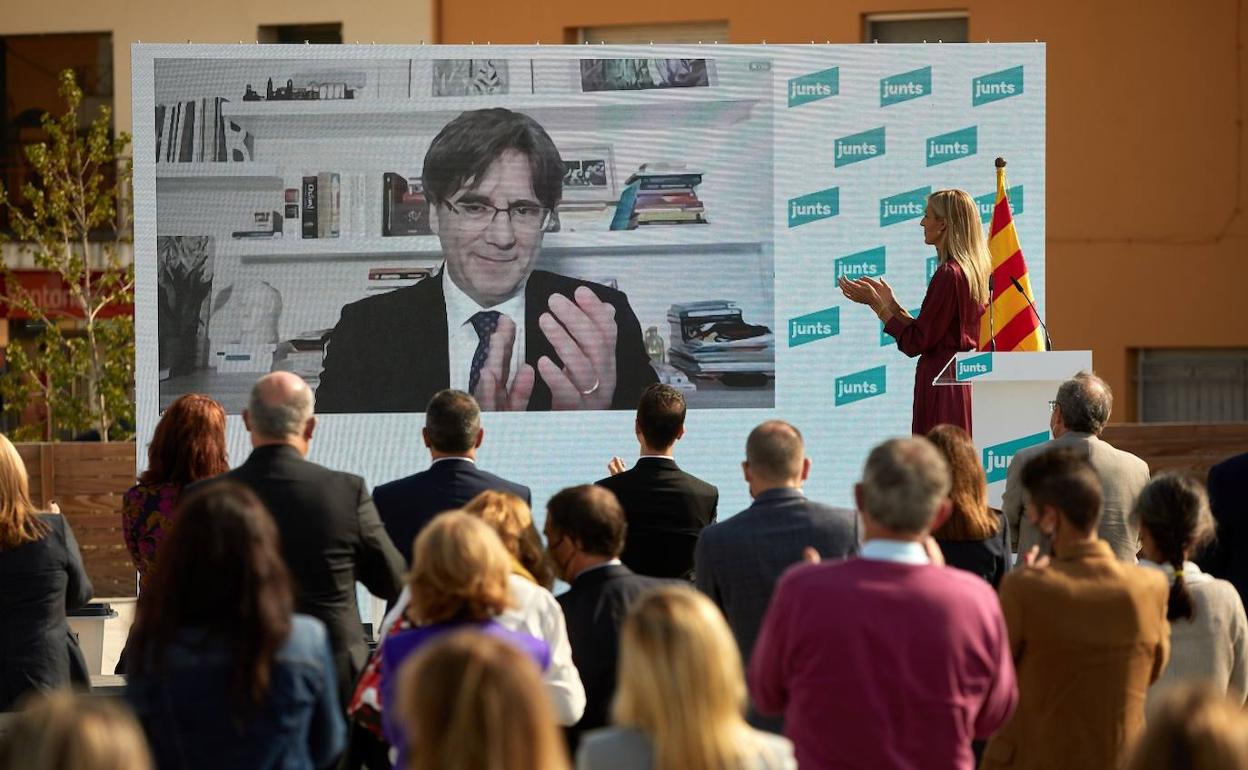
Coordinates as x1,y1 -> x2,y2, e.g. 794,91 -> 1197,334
936,350 -> 1093,508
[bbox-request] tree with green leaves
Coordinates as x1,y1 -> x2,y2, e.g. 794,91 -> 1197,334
0,68 -> 134,441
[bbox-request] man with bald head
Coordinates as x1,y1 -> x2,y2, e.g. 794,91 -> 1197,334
1002,371 -> 1151,565
188,372 -> 405,701
694,420 -> 858,731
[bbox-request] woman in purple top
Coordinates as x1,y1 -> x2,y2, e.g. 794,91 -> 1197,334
380,512 -> 550,768
840,189 -> 990,436
122,394 -> 229,591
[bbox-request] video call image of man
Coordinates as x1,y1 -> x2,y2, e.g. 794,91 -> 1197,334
316,108 -> 658,413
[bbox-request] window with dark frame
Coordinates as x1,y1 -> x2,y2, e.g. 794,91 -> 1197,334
257,23 -> 344,45
1136,349 -> 1248,423
863,12 -> 969,43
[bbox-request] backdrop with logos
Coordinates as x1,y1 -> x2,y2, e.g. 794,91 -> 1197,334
132,43 -> 1046,518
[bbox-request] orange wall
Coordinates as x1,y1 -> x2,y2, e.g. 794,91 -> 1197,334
441,0 -> 1248,421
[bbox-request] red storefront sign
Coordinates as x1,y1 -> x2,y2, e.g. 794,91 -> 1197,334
0,270 -> 133,320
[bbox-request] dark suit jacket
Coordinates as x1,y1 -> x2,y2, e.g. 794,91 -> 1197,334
1200,452 -> 1248,603
187,445 -> 405,701
373,458 -> 530,566
315,270 -> 657,413
556,563 -> 666,753
0,513 -> 93,711
694,487 -> 858,731
596,457 -> 718,580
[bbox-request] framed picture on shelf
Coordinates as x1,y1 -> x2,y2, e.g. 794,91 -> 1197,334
578,59 -> 716,92
559,145 -> 617,202
432,59 -> 511,96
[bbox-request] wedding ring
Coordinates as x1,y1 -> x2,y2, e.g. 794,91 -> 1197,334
579,378 -> 601,396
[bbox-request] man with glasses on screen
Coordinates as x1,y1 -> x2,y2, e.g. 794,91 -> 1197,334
316,107 -> 656,413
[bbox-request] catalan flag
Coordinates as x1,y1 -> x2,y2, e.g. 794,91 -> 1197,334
978,159 -> 1045,351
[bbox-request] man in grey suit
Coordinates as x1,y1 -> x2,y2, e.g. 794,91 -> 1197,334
694,420 -> 859,731
1004,371 -> 1150,566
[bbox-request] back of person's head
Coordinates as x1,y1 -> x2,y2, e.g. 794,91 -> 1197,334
0,692 -> 153,770
128,482 -> 293,708
462,490 -> 554,589
926,424 -> 997,541
407,511 -> 512,625
0,432 -> 47,550
745,420 -> 805,484
1054,371 -> 1113,435
1135,473 -> 1216,622
545,484 -> 627,559
424,390 -> 482,453
422,107 -> 564,211
614,586 -> 760,770
139,393 -> 229,487
1019,447 -> 1103,534
399,631 -> 570,770
636,384 -> 686,450
859,437 -> 951,535
1125,683 -> 1248,770
246,372 -> 314,440
926,188 -> 990,305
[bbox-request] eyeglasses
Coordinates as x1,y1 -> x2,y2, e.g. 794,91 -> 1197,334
443,199 -> 551,233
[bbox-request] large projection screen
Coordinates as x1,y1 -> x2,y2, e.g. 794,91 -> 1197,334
133,43 -> 1045,519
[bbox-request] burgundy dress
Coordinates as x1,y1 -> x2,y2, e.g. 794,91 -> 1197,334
883,260 -> 985,436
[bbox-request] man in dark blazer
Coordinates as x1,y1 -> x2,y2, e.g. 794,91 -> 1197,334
695,420 -> 858,731
545,484 -> 665,753
188,372 -> 405,702
596,384 -> 718,580
1200,450 -> 1248,602
373,389 -> 530,565
316,107 -> 656,413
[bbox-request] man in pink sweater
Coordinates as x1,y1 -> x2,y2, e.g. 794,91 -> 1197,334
749,437 -> 1017,770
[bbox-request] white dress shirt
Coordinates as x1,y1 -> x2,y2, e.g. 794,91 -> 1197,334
859,539 -> 930,565
443,270 -> 526,392
498,574 -> 587,725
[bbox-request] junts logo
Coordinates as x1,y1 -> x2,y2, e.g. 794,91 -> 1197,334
835,246 -> 886,285
982,431 -> 1050,483
975,185 -> 1024,223
789,306 -> 840,347
880,66 -> 931,107
788,67 -> 840,107
973,65 -> 1024,106
956,352 -> 993,380
926,126 -> 978,167
787,188 -> 840,228
835,365 -> 887,406
880,186 -> 931,227
834,127 -> 885,168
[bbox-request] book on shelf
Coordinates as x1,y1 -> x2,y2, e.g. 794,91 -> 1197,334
155,97 -> 251,163
636,210 -> 707,224
613,163 -> 710,231
383,172 -> 433,236
301,176 -> 317,238
299,173 -> 343,239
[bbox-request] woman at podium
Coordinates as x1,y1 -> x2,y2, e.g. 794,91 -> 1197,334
840,189 -> 989,435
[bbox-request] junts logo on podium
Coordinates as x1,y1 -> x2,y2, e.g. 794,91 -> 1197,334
956,352 -> 993,380
787,188 -> 840,228
834,127 -> 885,168
835,246 -> 886,285
975,185 -> 1025,223
788,67 -> 840,107
880,66 -> 932,107
835,365 -> 887,406
926,126 -> 978,166
973,65 -> 1024,106
880,186 -> 931,227
788,306 -> 840,347
982,431 -> 1051,484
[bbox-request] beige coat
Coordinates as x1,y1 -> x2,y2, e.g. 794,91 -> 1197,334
982,539 -> 1170,770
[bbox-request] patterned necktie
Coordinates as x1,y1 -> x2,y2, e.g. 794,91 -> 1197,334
467,310 -> 502,395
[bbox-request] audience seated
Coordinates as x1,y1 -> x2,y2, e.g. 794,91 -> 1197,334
396,631 -> 571,770
0,692 -> 152,770
596,384 -> 718,580
750,437 -> 1017,770
545,485 -> 666,752
693,420 -> 858,731
0,434 -> 93,713
578,586 -> 795,770
379,512 -> 550,768
982,448 -> 1169,770
121,393 -> 229,592
124,482 -> 345,769
1136,473 -> 1248,714
373,389 -> 530,567
186,372 -> 405,703
927,424 -> 1010,587
1125,683 -> 1248,770
1002,371 -> 1150,564
1199,450 -> 1248,604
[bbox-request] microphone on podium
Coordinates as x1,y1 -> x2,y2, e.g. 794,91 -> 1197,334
1009,276 -> 1053,351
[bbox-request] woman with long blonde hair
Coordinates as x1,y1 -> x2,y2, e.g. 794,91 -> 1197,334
0,434 -> 93,712
840,188 -> 991,435
578,586 -> 795,770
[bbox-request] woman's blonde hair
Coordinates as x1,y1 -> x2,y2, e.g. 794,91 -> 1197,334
613,586 -> 761,770
399,631 -> 570,770
0,692 -> 153,770
406,511 -> 512,625
1125,683 -> 1248,770
462,489 -> 554,588
927,189 -> 992,306
0,433 -> 47,550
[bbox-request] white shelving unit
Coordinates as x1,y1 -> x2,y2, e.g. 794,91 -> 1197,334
154,162 -> 283,191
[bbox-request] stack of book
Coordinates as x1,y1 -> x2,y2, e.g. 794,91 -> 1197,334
667,301 -> 775,378
611,163 -> 708,230
275,329 -> 334,387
